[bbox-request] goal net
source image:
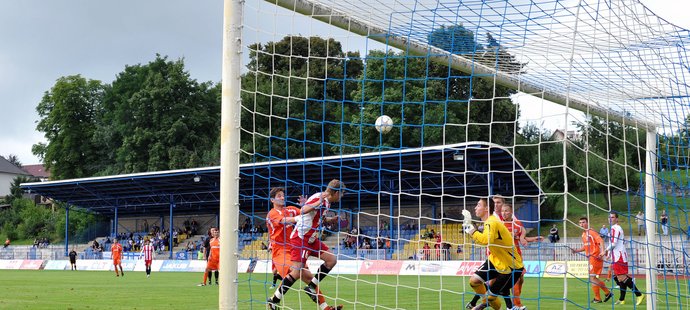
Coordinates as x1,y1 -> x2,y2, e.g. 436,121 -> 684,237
228,0 -> 690,309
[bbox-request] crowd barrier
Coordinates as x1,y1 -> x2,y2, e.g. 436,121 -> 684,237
0,258 -> 599,278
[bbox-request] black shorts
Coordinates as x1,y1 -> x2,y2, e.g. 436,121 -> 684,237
474,260 -> 524,294
70,259 -> 76,264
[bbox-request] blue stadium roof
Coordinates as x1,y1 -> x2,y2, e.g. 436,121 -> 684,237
21,142 -> 542,217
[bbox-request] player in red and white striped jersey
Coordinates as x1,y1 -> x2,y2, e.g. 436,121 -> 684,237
603,212 -> 643,305
140,239 -> 154,278
268,179 -> 345,310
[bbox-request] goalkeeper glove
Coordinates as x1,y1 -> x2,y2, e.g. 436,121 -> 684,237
463,224 -> 476,235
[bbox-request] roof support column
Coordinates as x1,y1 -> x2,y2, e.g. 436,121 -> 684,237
431,203 -> 437,224
169,195 -> 175,259
64,206 -> 69,257
389,180 -> 394,245
114,204 -> 119,237
488,172 -> 495,197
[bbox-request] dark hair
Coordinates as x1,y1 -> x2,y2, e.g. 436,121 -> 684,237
269,187 -> 284,199
480,198 -> 495,214
610,212 -> 619,219
579,217 -> 588,222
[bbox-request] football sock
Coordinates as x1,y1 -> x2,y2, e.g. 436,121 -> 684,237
624,277 -> 642,296
273,273 -> 282,285
271,274 -> 296,302
513,280 -> 523,306
615,278 -> 627,301
312,264 -> 333,285
593,285 -> 601,300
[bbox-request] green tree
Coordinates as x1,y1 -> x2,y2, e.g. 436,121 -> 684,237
343,49 -> 518,152
241,36 -> 363,161
33,75 -> 104,179
96,55 -> 221,173
5,154 -> 22,168
7,176 -> 36,203
576,116 -> 644,192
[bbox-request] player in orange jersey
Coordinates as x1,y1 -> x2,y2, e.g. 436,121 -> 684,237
572,217 -> 613,304
268,180 -> 345,310
266,186 -> 341,309
501,204 -> 542,310
199,227 -> 219,286
111,238 -> 124,277
266,187 -> 302,282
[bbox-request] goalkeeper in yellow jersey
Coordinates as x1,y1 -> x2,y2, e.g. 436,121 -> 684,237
462,198 -> 524,310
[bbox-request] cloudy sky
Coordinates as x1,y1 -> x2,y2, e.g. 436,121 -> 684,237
1,0 -> 688,165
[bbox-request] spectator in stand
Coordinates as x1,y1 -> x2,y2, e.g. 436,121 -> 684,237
442,242 -> 452,260
339,214 -> 349,231
427,229 -> 436,239
549,224 -> 560,243
661,211 -> 669,236
362,239 -> 372,250
635,211 -> 645,236
422,242 -> 431,260
434,243 -> 440,260
242,217 -> 251,233
33,239 -> 38,248
143,219 -> 149,233
599,225 -> 610,243
342,237 -> 350,249
4,238 -> 10,248
191,218 -> 198,235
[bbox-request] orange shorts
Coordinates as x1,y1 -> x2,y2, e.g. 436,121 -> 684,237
589,257 -> 603,276
113,258 -> 121,266
207,259 -> 219,271
272,246 -> 293,278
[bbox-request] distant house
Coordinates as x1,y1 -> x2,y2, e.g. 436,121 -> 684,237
22,164 -> 50,181
551,129 -> 581,142
21,164 -> 54,207
0,156 -> 31,197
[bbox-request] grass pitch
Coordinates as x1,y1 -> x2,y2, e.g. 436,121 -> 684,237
1,270 -> 687,309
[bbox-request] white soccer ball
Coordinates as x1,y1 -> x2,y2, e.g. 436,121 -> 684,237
375,115 -> 393,134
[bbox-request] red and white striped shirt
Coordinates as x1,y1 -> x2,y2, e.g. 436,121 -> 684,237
291,192 -> 330,240
141,244 -> 154,261
607,224 -> 628,262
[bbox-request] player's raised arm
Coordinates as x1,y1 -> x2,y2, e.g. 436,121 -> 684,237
300,194 -> 324,214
